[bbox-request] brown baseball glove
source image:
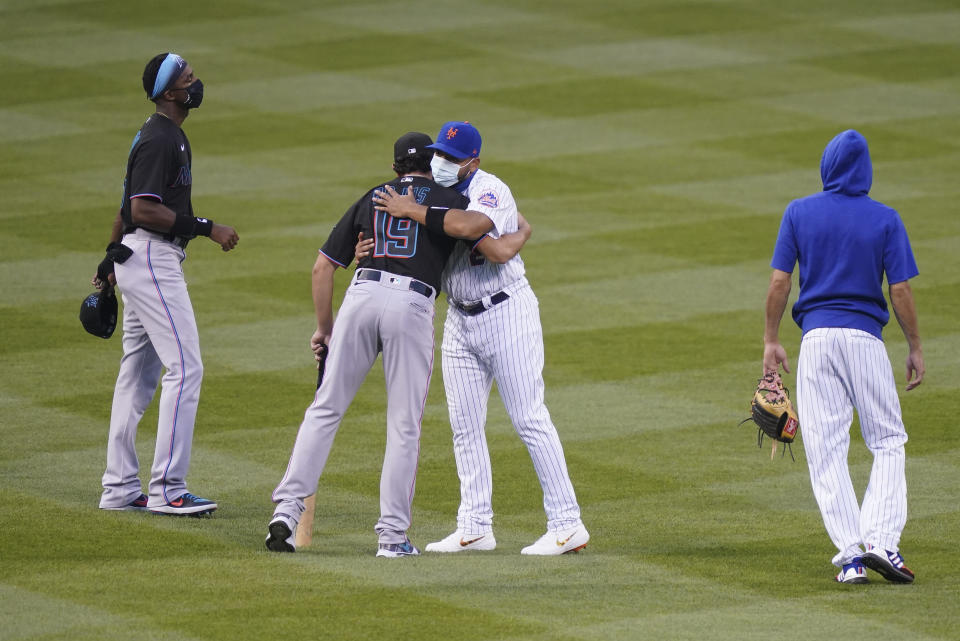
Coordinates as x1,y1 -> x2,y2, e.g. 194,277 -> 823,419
740,372 -> 799,460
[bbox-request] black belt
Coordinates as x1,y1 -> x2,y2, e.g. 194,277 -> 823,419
356,268 -> 434,299
128,227 -> 188,248
454,291 -> 510,316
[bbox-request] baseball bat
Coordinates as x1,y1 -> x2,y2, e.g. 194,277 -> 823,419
296,344 -> 327,549
315,345 -> 326,390
297,494 -> 316,548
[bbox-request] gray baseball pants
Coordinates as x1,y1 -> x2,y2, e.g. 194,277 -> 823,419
271,271 -> 436,544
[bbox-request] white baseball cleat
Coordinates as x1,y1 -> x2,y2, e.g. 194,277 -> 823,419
424,530 -> 497,553
862,544 -> 915,583
521,526 -> 589,555
835,557 -> 869,584
265,513 -> 298,553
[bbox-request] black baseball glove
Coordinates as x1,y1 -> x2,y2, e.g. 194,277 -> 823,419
95,242 -> 133,287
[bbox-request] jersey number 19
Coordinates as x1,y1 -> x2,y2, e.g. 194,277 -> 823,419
374,212 -> 418,258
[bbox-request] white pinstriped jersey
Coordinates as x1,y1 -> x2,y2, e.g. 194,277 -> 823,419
443,169 -> 526,303
437,166 -> 583,537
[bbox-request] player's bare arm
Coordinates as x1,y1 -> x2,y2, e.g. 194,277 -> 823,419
311,255 -> 337,360
209,224 -> 240,252
353,220 -> 521,263
475,213 -> 531,264
372,184 -> 493,239
131,197 -> 239,251
763,268 -> 792,374
107,208 -> 124,244
889,279 -> 924,390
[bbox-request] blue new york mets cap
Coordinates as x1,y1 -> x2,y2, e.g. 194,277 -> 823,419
427,121 -> 481,160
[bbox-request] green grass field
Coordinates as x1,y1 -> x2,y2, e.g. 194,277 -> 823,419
2,1 -> 959,639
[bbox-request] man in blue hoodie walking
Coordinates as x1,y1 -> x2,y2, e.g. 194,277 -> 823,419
762,130 -> 924,584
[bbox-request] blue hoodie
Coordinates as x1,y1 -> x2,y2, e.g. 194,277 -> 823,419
771,130 -> 918,339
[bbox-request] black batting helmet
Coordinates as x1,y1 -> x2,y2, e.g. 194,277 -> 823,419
79,289 -> 118,339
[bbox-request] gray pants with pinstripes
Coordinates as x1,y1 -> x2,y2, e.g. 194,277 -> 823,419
797,327 -> 908,567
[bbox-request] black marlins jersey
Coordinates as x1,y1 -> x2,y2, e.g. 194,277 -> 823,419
120,113 -> 194,237
320,175 -> 469,294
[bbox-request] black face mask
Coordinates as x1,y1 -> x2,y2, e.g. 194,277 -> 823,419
179,79 -> 203,109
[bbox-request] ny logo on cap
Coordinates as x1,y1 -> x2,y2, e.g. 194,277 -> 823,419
446,128 -> 458,139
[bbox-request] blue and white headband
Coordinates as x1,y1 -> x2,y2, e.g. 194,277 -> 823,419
150,53 -> 187,99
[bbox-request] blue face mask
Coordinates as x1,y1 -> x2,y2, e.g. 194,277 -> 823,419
431,155 -> 470,187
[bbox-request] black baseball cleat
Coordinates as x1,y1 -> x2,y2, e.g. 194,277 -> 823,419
265,517 -> 297,553
861,545 -> 915,583
149,493 -> 217,517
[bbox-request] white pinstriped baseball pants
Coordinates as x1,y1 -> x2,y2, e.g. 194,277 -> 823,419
797,327 -> 908,567
441,281 -> 582,535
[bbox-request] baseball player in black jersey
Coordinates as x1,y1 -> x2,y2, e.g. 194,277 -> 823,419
267,133 -> 465,557
266,133 -> 528,556
94,53 -> 238,516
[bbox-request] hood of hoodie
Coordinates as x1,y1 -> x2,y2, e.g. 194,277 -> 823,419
820,129 -> 872,196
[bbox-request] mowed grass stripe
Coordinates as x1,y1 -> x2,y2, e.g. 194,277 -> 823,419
3,531 -> 547,641
570,607 -> 941,641
535,263 -> 774,329
495,145 -> 807,199
755,82 -> 960,123
841,9 -> 960,42
486,105 -> 834,163
1,489 -> 792,640
527,38 -> 766,75
0,107 -> 87,141
7,488 -> 913,641
0,583 -> 204,641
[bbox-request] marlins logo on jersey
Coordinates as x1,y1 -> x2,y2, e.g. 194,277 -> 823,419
171,165 -> 192,187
